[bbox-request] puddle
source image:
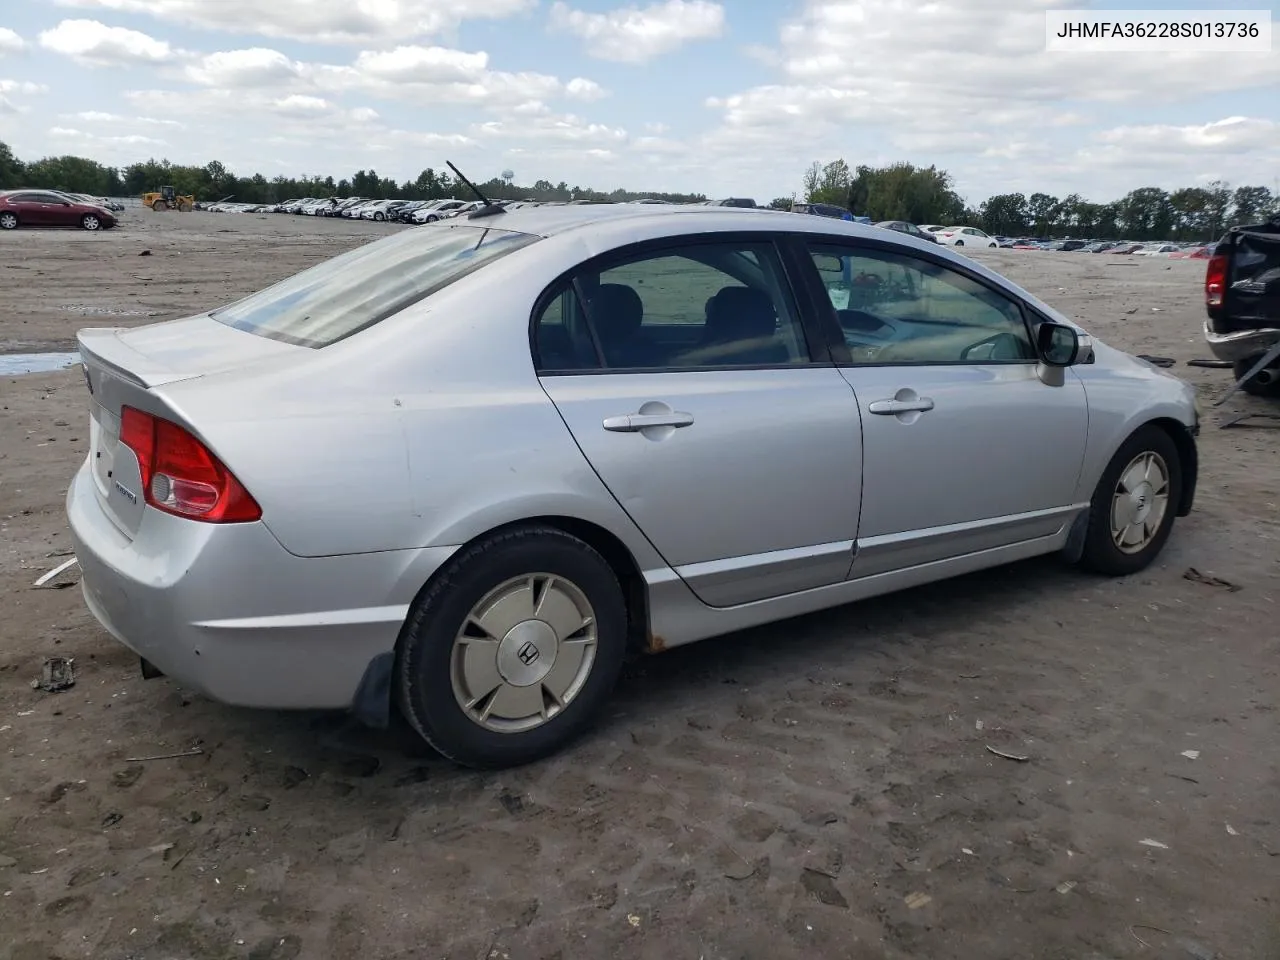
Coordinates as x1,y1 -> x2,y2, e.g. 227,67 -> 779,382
0,352 -> 81,376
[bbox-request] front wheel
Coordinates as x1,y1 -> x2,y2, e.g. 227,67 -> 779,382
1232,358 -> 1280,399
1080,425 -> 1181,576
81,214 -> 101,231
0,212 -> 17,230
397,526 -> 628,768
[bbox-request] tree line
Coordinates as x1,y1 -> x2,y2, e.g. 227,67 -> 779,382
800,158 -> 1280,241
4,138 -> 1276,240
0,140 -> 706,205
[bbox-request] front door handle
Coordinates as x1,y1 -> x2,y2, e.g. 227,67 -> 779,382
868,397 -> 935,415
602,411 -> 695,432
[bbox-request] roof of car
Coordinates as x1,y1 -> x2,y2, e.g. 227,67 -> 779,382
465,202 -> 881,241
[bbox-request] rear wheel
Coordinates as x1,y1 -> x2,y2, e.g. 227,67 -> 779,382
0,212 -> 17,230
1080,425 -> 1181,576
954,239 -> 964,246
397,526 -> 628,768
151,199 -> 168,212
81,214 -> 101,231
1232,358 -> 1280,399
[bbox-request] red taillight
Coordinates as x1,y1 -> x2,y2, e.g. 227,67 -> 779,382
119,406 -> 261,523
1205,254 -> 1228,308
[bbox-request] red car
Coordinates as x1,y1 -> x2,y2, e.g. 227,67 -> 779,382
0,190 -> 117,231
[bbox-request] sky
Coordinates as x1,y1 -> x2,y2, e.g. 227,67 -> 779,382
0,0 -> 1277,205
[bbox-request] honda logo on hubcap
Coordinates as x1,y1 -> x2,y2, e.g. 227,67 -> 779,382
517,641 -> 540,666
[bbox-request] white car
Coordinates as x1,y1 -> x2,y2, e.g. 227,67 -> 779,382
919,224 -> 946,237
1135,244 -> 1180,257
412,200 -> 470,224
936,226 -> 998,248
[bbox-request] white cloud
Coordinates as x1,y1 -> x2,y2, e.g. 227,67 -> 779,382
38,18 -> 174,67
698,0 -> 1280,199
565,77 -> 607,101
185,48 -> 305,87
51,0 -> 537,44
549,0 -> 725,63
1095,117 -> 1277,154
0,27 -> 26,55
471,109 -> 628,145
352,45 -> 489,84
0,80 -> 46,94
50,125 -> 165,145
70,109 -> 125,121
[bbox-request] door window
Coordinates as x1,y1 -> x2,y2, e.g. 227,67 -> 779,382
806,242 -> 1035,365
534,241 -> 811,371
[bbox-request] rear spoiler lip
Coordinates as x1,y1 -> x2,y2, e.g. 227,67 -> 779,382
76,326 -> 202,390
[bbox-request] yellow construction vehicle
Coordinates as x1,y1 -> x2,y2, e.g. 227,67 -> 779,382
142,185 -> 194,212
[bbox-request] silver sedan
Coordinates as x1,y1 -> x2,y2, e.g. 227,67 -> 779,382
68,205 -> 1200,768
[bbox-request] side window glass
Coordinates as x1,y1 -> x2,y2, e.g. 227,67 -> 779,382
806,243 -> 1034,365
532,284 -> 601,372
578,243 -> 810,370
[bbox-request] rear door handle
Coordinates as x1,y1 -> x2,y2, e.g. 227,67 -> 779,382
602,412 -> 695,432
868,397 -> 934,415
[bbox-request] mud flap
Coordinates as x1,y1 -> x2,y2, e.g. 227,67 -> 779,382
350,651 -> 394,729
1060,508 -> 1090,564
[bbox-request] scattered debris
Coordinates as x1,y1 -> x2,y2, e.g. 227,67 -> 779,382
101,811 -> 123,827
281,765 -> 309,788
1056,880 -> 1076,894
33,556 -> 78,589
1124,307 -> 1138,314
1183,568 -> 1241,592
125,748 -> 203,763
1137,355 -> 1176,367
1186,358 -> 1232,368
1226,824 -> 1239,836
32,657 -> 75,693
974,720 -> 984,731
112,767 -> 143,788
962,848 -> 975,856
148,842 -> 174,856
1151,307 -> 1162,312
903,892 -> 932,910
1130,924 -> 1173,948
1220,412 -> 1280,430
986,745 -> 1030,763
1181,749 -> 1200,760
138,249 -> 151,256
626,913 -> 641,928
1139,838 -> 1169,850
801,867 -> 849,908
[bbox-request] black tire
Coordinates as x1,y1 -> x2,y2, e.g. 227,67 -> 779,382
1079,424 -> 1181,576
954,239 -> 964,246
0,212 -> 17,230
397,525 -> 628,769
1232,358 -> 1280,399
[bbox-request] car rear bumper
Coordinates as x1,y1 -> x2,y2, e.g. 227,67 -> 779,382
66,460 -> 456,710
1203,321 -> 1280,363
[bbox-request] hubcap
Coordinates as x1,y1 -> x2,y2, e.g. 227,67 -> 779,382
1,214 -> 15,228
450,574 -> 597,733
1110,451 -> 1170,554
85,217 -> 99,229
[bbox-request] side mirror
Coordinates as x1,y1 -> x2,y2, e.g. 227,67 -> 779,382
1036,321 -> 1093,385
1037,321 -> 1079,366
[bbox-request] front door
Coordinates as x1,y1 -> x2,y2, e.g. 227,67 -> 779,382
799,239 -> 1088,577
535,238 -> 863,607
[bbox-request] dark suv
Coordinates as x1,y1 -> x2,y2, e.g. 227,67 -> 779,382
1205,216 -> 1280,398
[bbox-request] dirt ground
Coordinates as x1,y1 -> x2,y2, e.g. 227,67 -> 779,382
1,212 -> 1278,960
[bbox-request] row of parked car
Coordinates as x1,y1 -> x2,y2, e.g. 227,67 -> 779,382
995,237 -> 1216,257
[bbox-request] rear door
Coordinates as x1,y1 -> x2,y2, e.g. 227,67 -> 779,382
11,193 -> 49,225
535,236 -> 864,607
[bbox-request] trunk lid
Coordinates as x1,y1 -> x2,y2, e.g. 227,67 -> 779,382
77,315 -> 301,538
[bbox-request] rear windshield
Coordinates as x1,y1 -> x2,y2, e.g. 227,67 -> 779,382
212,224 -> 537,347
